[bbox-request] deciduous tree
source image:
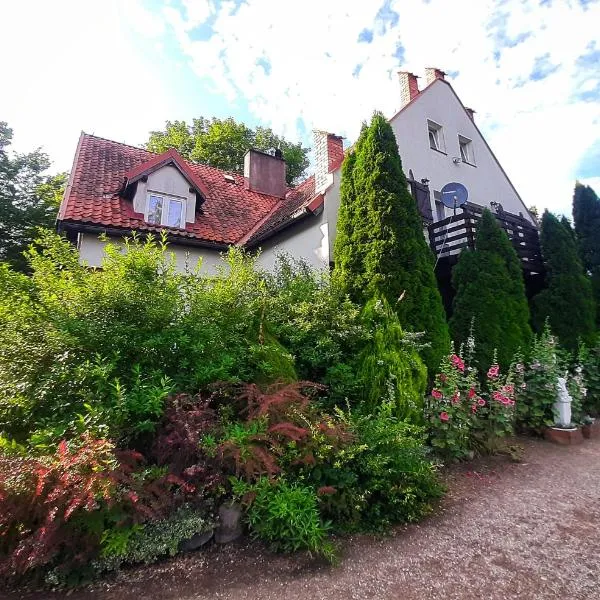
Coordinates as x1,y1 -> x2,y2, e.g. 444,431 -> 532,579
147,117 -> 309,185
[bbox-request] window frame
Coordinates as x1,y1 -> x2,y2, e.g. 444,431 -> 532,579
145,192 -> 187,229
458,135 -> 475,166
427,120 -> 446,153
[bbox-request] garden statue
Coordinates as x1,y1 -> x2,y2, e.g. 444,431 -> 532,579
555,374 -> 572,428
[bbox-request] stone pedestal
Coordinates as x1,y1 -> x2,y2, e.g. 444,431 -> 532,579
544,426 -> 584,445
215,503 -> 243,544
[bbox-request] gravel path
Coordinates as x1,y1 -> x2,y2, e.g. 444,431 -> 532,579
8,437 -> 600,600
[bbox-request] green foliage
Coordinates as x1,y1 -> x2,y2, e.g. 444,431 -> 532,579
265,255 -> 367,406
146,117 -> 309,185
303,400 -> 444,532
333,112 -> 449,372
98,506 -> 213,569
0,121 -> 67,272
516,322 -> 560,433
232,478 -> 335,561
450,209 -> 532,370
579,342 -> 600,416
0,234 -> 295,445
532,211 -> 596,350
356,295 -> 426,421
572,182 -> 600,325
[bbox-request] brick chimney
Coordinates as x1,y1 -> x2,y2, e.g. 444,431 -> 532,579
465,107 -> 476,122
425,67 -> 446,85
314,130 -> 344,194
243,149 -> 286,198
398,71 -> 419,108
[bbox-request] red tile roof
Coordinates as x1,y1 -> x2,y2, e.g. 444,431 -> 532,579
58,133 -> 319,247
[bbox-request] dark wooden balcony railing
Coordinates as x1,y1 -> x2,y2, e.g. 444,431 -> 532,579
427,204 -> 543,274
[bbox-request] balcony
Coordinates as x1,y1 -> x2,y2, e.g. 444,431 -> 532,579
427,203 -> 543,274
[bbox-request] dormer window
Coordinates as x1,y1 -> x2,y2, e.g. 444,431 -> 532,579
146,193 -> 186,228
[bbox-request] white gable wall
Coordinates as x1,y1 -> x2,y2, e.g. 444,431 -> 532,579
390,80 -> 533,223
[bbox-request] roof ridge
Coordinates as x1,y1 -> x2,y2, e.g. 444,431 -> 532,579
81,132 -> 307,189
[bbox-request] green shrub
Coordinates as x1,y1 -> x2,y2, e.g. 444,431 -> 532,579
517,322 -> 560,433
98,505 -> 214,569
265,255 -> 367,407
304,400 -> 444,532
232,478 -> 335,561
532,211 -> 596,351
450,209 -> 532,371
580,342 -> 600,416
356,295 -> 427,421
0,233 -> 295,445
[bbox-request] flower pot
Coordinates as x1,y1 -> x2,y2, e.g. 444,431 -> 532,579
582,420 -> 600,439
544,426 -> 584,446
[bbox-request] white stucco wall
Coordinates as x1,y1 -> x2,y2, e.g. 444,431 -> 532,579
78,233 -> 224,274
390,80 -> 533,223
253,210 -> 330,272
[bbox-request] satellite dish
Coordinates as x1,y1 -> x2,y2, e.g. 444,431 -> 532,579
440,182 -> 468,211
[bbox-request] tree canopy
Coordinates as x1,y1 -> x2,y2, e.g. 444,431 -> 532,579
0,122 -> 67,272
532,210 -> 596,350
450,209 -> 532,370
333,112 -> 449,372
146,117 -> 310,185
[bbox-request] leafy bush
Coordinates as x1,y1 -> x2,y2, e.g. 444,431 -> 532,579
265,255 -> 367,407
98,505 -> 213,569
232,478 -> 335,561
0,234 -> 296,446
303,400 -> 444,532
579,342 -> 600,416
0,434 -> 190,578
516,323 -> 560,433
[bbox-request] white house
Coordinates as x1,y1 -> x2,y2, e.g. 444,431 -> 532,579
57,67 -> 540,277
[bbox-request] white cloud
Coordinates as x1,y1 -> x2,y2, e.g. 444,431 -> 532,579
0,0 -> 173,172
160,0 -> 600,215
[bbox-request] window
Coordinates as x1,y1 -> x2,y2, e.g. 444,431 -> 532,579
427,120 -> 445,152
146,193 -> 186,228
459,135 -> 475,165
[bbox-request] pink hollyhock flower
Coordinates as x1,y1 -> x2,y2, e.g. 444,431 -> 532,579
432,389 -> 443,400
487,365 -> 500,378
440,411 -> 450,422
468,388 -> 476,399
477,397 -> 486,406
451,354 -> 465,372
471,404 -> 477,413
502,384 -> 514,394
451,392 -> 460,404
508,399 -> 515,406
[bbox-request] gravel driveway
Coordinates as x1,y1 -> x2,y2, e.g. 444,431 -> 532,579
9,437 -> 600,600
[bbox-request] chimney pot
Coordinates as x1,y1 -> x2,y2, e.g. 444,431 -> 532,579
465,107 -> 476,121
243,149 -> 286,198
398,71 -> 420,108
425,67 -> 446,85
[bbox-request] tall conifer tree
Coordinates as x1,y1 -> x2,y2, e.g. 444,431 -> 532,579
532,210 -> 595,350
573,182 -> 600,325
333,113 -> 449,372
450,209 -> 532,369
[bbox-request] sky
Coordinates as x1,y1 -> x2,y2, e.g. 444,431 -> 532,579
1,0 -> 599,216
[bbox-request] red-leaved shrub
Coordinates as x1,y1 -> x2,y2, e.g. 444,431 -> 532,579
0,433 -> 190,578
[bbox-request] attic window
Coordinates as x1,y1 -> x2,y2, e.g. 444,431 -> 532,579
146,193 -> 186,228
224,174 -> 235,183
427,120 -> 445,153
459,135 -> 475,165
